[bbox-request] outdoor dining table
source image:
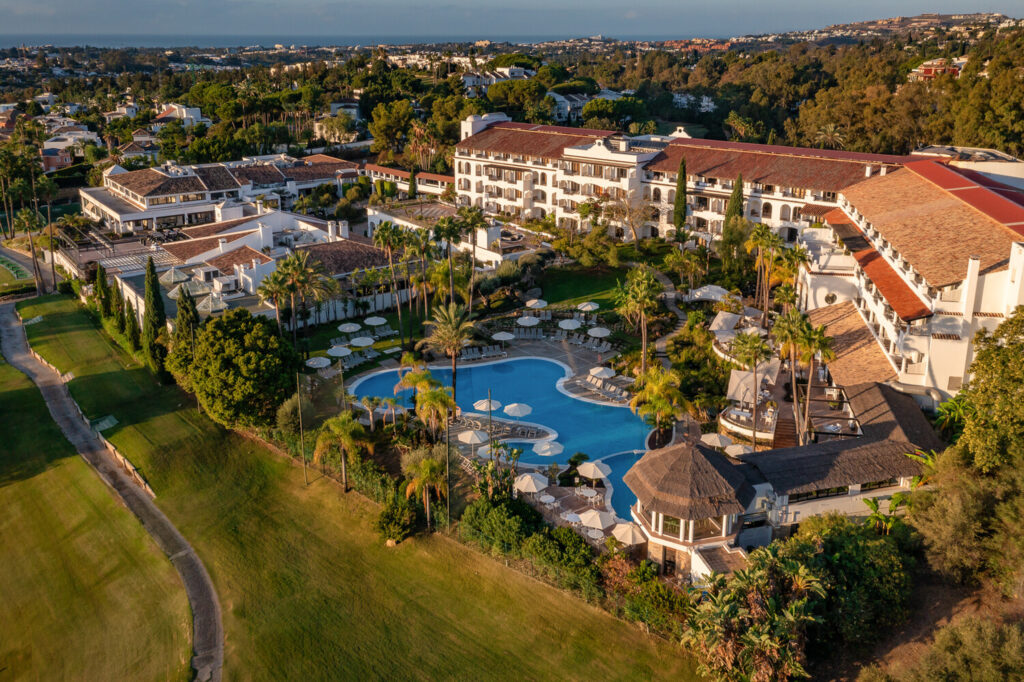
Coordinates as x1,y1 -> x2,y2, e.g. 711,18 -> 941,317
538,494 -> 556,504
579,487 -> 597,499
586,529 -> 604,540
560,511 -> 581,524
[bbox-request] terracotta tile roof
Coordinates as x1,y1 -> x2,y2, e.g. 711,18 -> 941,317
904,161 -> 1024,236
808,301 -> 896,387
841,164 -> 1018,287
229,165 -> 286,186
161,230 -> 254,262
455,121 -> 616,160
282,157 -> 359,182
179,216 -> 256,238
823,209 -> 931,321
204,245 -> 272,273
298,240 -> 388,276
800,203 -> 833,218
646,140 -> 909,193
107,168 -> 206,196
361,164 -> 452,185
194,165 -> 241,192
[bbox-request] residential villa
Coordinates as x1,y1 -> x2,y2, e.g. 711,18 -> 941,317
624,381 -> 942,583
461,66 -> 535,97
453,113 -> 910,242
151,103 -> 211,130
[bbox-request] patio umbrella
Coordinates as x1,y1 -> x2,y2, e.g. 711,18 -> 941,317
327,345 -> 352,357
587,327 -> 611,338
577,461 -> 612,479
558,319 -> 581,330
514,472 -> 548,494
364,316 -> 387,326
589,366 -> 615,379
526,298 -> 548,309
533,441 -> 564,456
517,315 -> 540,327
305,356 -> 331,369
503,402 -> 532,418
492,331 -> 515,342
337,322 -> 361,333
577,301 -> 599,312
473,398 -> 502,412
458,429 -> 488,445
737,325 -> 767,337
700,433 -> 734,448
350,336 -> 375,347
612,523 -> 645,545
579,508 -> 616,530
725,444 -> 755,456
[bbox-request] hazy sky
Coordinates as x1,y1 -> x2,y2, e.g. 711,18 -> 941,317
1,0 -> 1022,40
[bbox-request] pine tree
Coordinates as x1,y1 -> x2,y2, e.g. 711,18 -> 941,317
94,263 -> 111,318
672,158 -> 687,234
142,257 -> 167,374
125,302 -> 141,350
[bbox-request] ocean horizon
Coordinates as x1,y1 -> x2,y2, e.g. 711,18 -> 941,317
0,32 -> 726,50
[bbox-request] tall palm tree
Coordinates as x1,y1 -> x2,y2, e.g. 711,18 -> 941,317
373,220 -> 407,346
772,283 -> 796,315
405,456 -> 447,530
416,303 -> 476,404
432,216 -> 463,306
799,324 -> 835,442
745,223 -> 773,316
614,267 -> 662,375
314,411 -> 368,492
361,395 -> 381,432
257,269 -> 290,336
732,331 -> 772,448
456,206 -> 487,315
629,365 -> 685,440
415,386 -> 455,439
277,250 -> 339,347
773,310 -> 811,442
405,228 -> 436,320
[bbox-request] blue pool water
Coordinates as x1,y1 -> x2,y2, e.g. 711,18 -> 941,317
603,451 -> 647,520
351,358 -> 650,516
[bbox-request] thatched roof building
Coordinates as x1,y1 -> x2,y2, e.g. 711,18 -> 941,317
623,442 -> 755,521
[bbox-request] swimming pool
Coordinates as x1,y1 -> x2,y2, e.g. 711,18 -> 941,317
350,357 -> 650,474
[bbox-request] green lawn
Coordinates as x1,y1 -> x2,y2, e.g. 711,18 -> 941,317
0,256 -> 30,285
0,357 -> 191,681
18,295 -> 699,680
539,264 -> 628,310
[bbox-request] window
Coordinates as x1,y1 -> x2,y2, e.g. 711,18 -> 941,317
149,195 -> 176,206
861,478 -> 898,492
790,486 -> 849,503
947,376 -> 963,391
662,515 -> 681,537
761,203 -> 773,219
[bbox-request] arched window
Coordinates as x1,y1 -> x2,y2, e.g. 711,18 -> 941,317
650,226 -> 659,238
540,173 -> 547,185
668,189 -> 675,203
761,203 -> 773,219
780,205 -> 791,221
653,188 -> 662,202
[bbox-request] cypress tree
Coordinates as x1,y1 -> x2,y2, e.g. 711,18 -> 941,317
142,257 -> 167,373
672,158 -> 687,235
725,172 -> 744,223
94,263 -> 110,318
125,302 -> 141,350
408,170 -> 417,199
112,283 -> 126,333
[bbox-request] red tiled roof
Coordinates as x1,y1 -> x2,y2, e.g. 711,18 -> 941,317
161,230 -> 254,262
904,160 -> 1024,236
823,209 -> 931,322
455,121 -> 616,160
204,245 -> 272,273
646,140 -> 909,193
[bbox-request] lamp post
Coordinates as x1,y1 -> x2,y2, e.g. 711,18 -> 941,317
445,407 -> 451,530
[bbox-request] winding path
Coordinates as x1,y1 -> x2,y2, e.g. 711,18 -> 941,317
0,302 -> 223,682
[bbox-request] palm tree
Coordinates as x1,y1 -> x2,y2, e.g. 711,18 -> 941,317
906,448 -> 939,489
814,123 -> 846,150
373,220 -> 407,346
405,228 -> 436,320
361,395 -> 381,432
614,268 -> 662,375
277,250 -> 339,347
415,386 -> 455,439
934,395 -> 972,442
772,283 -> 796,315
257,269 -> 290,336
457,206 -> 487,315
799,324 -> 835,442
629,365 -> 685,441
732,331 -> 772,448
416,303 -> 476,404
745,223 -> 773,317
406,456 -> 447,530
432,216 -> 463,306
773,310 -> 811,441
314,411 -> 368,492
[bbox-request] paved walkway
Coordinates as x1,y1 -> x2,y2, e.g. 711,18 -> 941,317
0,302 -> 223,682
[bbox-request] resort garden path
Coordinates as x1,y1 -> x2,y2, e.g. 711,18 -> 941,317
0,301 -> 223,682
